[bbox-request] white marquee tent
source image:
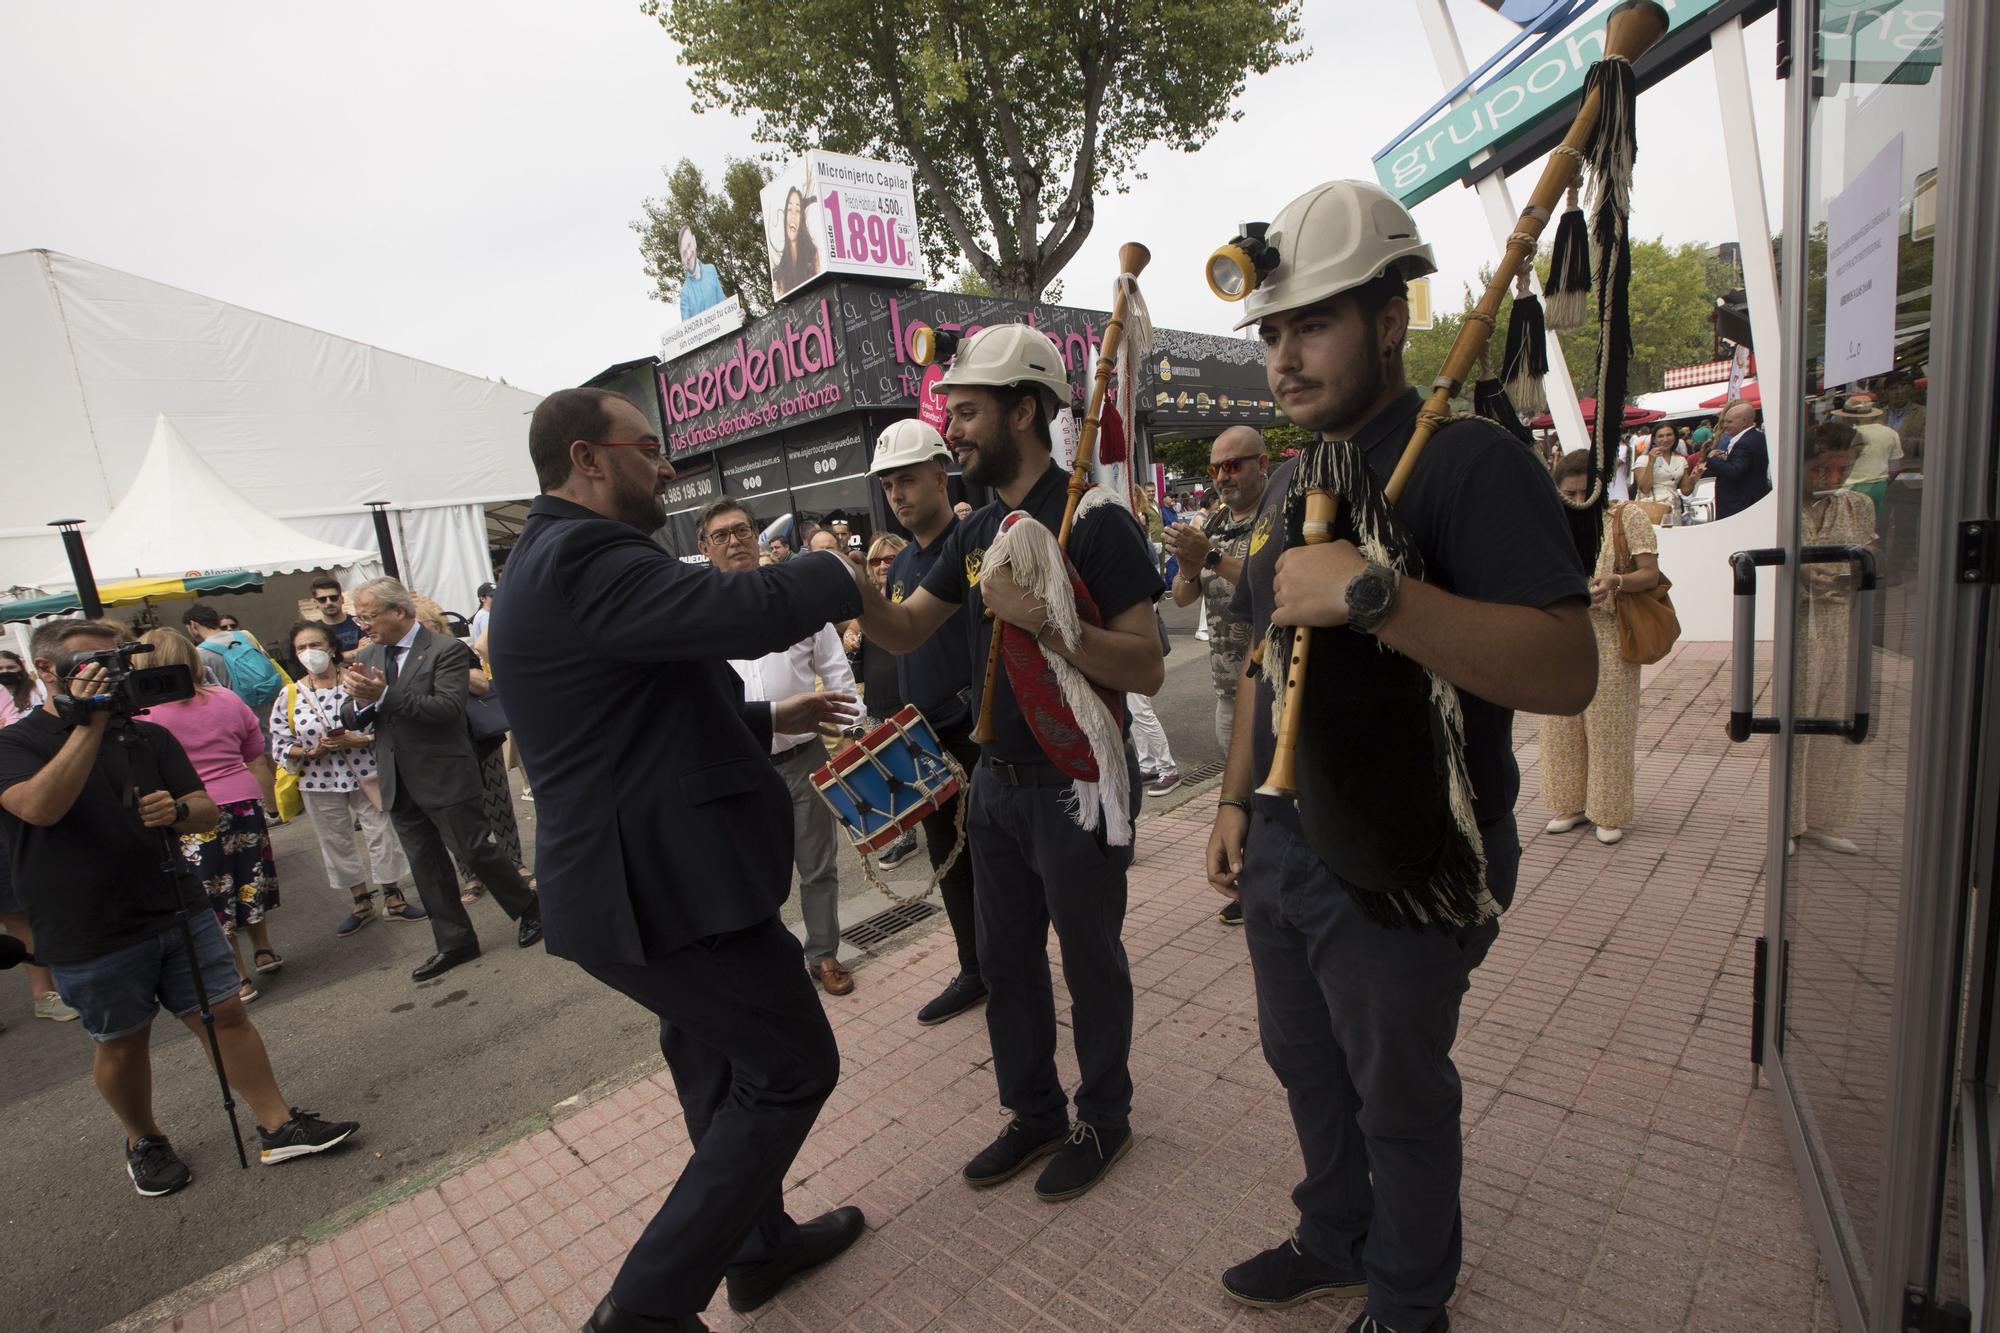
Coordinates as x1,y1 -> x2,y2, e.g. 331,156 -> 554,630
0,250 -> 542,614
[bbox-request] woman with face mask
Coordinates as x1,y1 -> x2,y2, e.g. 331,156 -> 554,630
0,649 -> 41,727
271,621 -> 424,937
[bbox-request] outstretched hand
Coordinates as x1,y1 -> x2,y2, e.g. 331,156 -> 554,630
775,690 -> 862,739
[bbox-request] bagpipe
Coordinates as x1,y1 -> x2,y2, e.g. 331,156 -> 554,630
1222,0 -> 1670,930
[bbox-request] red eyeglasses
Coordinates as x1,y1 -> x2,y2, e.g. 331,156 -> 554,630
1207,456 -> 1258,479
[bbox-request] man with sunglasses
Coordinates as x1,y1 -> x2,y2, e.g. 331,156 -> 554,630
492,388 -> 869,1332
308,577 -> 363,660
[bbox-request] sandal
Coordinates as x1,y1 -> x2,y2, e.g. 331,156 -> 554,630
237,979 -> 259,1003
337,891 -> 375,938
254,948 -> 284,975
382,886 -> 428,922
460,881 -> 486,905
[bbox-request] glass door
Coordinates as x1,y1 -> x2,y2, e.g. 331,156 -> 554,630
1757,0 -> 2000,1328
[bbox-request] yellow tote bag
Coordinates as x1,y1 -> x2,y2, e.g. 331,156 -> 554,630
272,682 -> 306,822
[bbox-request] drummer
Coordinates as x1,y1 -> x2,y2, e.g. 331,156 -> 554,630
855,325 -> 1164,1203
867,420 -> 986,1027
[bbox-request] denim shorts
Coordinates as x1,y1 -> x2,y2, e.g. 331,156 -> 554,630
49,912 -> 244,1043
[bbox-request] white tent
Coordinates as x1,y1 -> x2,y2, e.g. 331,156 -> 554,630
1632,383 -> 1730,421
0,249 -> 542,613
23,415 -> 380,588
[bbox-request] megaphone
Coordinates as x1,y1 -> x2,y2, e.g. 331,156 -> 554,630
760,512 -> 796,547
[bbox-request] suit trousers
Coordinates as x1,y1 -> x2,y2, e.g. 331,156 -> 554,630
1239,809 -> 1503,1330
966,750 -> 1139,1132
774,742 -> 842,963
919,725 -> 981,979
578,916 -> 840,1317
388,780 -> 534,955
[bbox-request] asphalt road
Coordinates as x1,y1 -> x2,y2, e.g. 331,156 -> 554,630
0,595 -> 1231,1333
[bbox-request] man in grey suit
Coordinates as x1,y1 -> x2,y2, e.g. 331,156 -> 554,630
340,577 -> 542,981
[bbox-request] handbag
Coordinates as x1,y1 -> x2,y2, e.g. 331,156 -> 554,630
465,686 -> 510,746
272,683 -> 306,822
1610,503 -> 1681,665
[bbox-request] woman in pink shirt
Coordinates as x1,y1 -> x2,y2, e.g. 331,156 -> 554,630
139,629 -> 284,1001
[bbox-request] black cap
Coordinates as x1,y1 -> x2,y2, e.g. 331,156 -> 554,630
477,582 -> 496,599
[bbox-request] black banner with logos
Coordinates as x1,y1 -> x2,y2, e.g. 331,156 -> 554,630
1142,328 -> 1276,435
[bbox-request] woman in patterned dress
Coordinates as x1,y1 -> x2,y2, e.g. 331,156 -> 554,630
1789,421 -> 1876,854
1542,451 -> 1663,846
137,628 -> 284,1001
271,621 -> 427,936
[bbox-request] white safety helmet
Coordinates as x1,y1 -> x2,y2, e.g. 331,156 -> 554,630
935,324 -> 1072,400
1217,179 -> 1436,330
870,418 -> 953,475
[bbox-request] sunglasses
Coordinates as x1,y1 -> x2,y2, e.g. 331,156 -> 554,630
868,556 -> 895,567
314,594 -> 344,604
1207,456 -> 1259,479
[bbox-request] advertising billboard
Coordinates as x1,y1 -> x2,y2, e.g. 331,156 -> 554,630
760,150 -> 924,299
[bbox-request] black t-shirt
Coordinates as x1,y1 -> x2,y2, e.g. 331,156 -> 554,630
885,519 -> 974,731
325,615 -> 363,653
0,712 -> 206,965
920,463 -> 1165,763
1231,389 -> 1587,905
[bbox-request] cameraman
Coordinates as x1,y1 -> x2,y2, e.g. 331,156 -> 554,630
0,619 -> 358,1197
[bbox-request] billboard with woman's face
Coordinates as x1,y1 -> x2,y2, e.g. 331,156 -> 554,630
761,150 -> 923,299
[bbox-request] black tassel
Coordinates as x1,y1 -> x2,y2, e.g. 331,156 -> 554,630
1501,286 -> 1548,416
1473,377 -> 1535,448
1545,185 -> 1591,331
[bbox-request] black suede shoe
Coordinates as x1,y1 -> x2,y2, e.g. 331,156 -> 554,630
1218,899 -> 1245,926
1032,1122 -> 1132,1201
411,945 -> 479,982
963,1118 -> 1069,1188
1347,1314 -> 1448,1333
517,902 -> 543,949
581,1294 -> 708,1331
1222,1232 -> 1368,1309
916,974 -> 988,1026
724,1205 -> 865,1313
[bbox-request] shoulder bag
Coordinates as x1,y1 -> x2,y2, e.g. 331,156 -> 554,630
1611,503 -> 1681,665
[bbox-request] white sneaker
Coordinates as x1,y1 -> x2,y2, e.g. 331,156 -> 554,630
1545,814 -> 1588,834
34,992 -> 79,1022
1594,826 -> 1624,845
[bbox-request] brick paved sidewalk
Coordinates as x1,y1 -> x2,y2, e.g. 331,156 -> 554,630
151,643 -> 1840,1333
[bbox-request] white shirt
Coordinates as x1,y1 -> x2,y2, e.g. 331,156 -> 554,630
469,606 -> 491,646
731,624 -> 857,754
1608,443 -> 1632,502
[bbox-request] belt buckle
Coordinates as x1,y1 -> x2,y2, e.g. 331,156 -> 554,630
987,758 -> 1021,787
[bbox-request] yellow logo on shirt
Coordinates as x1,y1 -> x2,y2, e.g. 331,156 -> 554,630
1249,506 -> 1276,556
965,548 -> 985,587
890,580 -> 906,604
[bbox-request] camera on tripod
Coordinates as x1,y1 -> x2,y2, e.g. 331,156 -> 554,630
52,642 -> 196,722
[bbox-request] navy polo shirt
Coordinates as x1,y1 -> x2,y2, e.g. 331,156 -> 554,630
920,462 -> 1164,764
884,518 -> 975,731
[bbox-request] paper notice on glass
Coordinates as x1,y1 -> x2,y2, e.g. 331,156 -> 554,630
1823,135 -> 1902,389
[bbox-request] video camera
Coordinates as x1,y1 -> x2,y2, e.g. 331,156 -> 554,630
52,642 -> 196,722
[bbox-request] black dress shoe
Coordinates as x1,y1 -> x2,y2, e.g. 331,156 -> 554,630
1033,1122 -> 1133,1201
411,946 -> 479,982
1221,1232 -> 1367,1309
581,1294 -> 708,1331
517,903 -> 543,949
724,1205 -> 866,1313
916,973 -> 987,1026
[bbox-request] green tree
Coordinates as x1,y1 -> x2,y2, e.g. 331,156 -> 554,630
633,156 -> 776,315
644,1 -> 1305,299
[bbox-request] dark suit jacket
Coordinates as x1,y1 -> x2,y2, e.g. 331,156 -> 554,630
1706,426 -> 1771,520
489,495 -> 861,967
339,625 -> 481,810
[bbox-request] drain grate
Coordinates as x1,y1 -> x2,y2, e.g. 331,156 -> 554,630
1179,758 -> 1226,785
842,898 -> 942,949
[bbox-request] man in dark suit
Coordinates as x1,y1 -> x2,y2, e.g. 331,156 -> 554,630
339,577 -> 541,981
1700,399 -> 1771,520
490,387 -> 867,1333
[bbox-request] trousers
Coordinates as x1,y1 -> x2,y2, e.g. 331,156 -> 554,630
1240,810 -> 1506,1330
1126,693 -> 1176,776
579,916 -> 839,1316
967,749 -> 1139,1130
303,787 -> 408,889
920,725 -> 981,978
388,780 -> 533,955
1541,610 -> 1639,830
774,743 -> 842,962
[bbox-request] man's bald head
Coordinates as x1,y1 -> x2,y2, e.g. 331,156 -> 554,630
1209,427 -> 1271,514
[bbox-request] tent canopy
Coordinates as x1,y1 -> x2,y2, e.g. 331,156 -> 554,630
0,250 -> 542,613
0,570 -> 264,625
20,416 -> 379,590
1632,383 -> 1733,420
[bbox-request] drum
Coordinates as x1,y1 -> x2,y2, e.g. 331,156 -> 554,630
810,705 -> 961,855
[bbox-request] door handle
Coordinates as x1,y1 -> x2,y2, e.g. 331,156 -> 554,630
1727,545 -> 1877,744
1729,549 -> 1785,741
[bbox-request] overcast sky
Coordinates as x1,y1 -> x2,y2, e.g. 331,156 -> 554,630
0,1 -> 1784,395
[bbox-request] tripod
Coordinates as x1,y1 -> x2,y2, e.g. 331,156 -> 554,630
111,715 -> 250,1169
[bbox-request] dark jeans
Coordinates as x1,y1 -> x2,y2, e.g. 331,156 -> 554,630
1240,810 -> 1508,1329
921,725 -> 982,979
966,749 -> 1139,1132
389,783 -> 534,955
578,916 -> 840,1317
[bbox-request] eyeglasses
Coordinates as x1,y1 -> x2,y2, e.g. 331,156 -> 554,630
1207,456 -> 1259,479
580,439 -> 667,463
704,523 -> 758,546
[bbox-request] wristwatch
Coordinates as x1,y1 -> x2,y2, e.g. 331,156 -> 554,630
1203,548 -> 1223,570
173,800 -> 190,825
1344,561 -> 1402,635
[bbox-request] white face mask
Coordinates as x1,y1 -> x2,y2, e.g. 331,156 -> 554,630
299,648 -> 333,674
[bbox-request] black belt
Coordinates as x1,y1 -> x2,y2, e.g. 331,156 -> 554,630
771,737 -> 821,766
980,757 -> 1074,788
